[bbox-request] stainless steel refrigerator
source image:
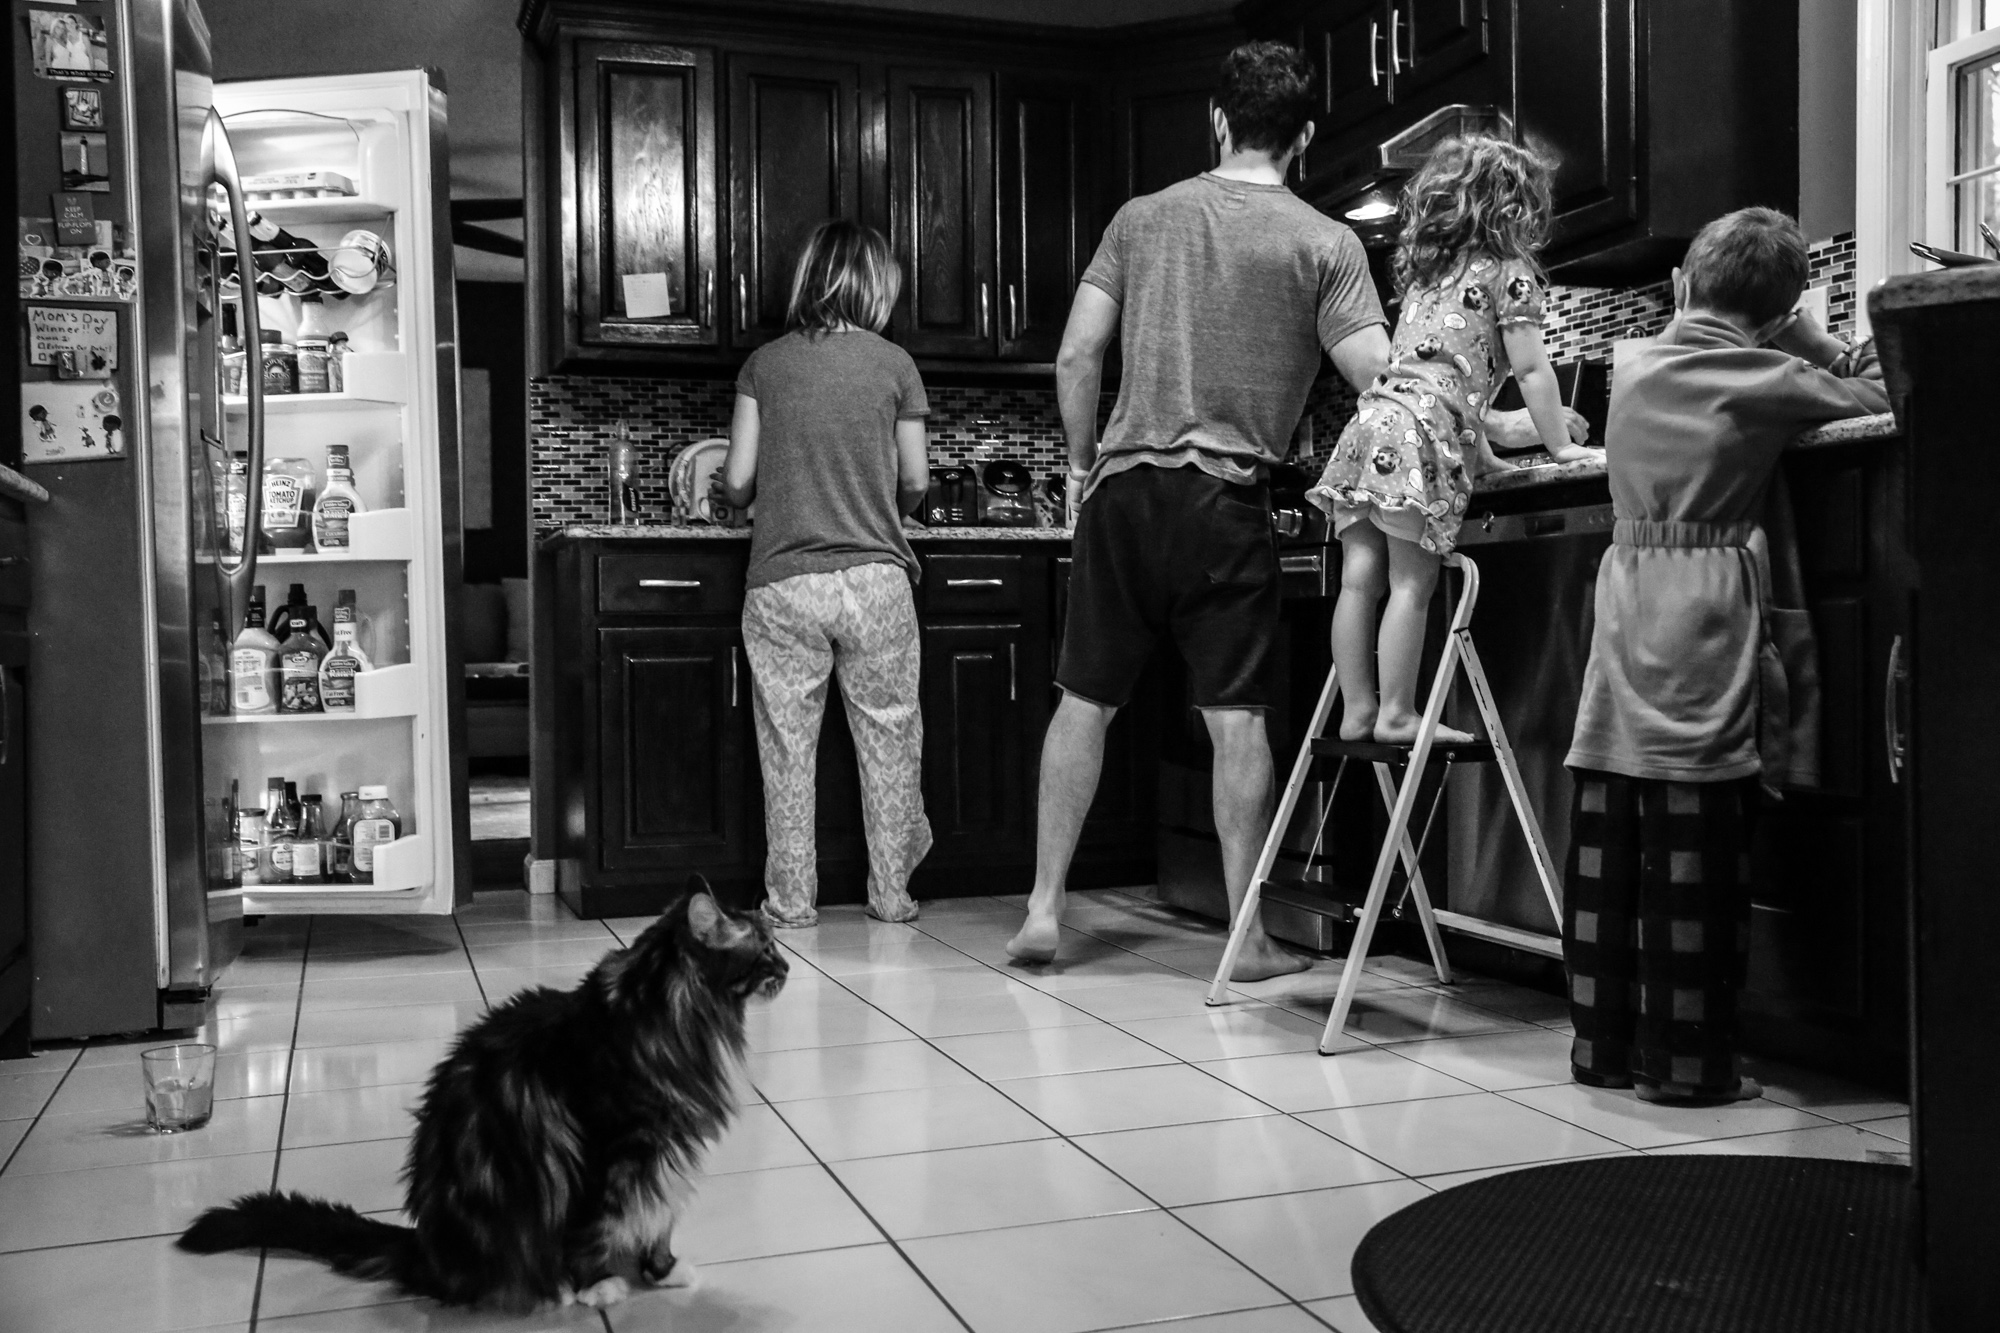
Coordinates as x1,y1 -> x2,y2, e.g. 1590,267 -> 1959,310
16,0 -> 469,1040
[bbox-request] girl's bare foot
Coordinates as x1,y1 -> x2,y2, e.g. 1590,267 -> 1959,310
1374,716 -> 1477,746
1229,935 -> 1314,982
1337,699 -> 1378,742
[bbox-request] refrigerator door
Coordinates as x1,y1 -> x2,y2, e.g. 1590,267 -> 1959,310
205,71 -> 469,915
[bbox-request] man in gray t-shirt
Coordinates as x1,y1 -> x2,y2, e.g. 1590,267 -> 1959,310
1007,43 -> 1389,977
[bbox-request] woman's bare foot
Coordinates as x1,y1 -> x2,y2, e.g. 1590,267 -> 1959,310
1229,934 -> 1314,982
1636,1076 -> 1763,1105
1373,715 -> 1477,746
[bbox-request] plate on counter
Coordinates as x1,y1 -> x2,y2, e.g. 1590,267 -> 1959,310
669,438 -> 748,526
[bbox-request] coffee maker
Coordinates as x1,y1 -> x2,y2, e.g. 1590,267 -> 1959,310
924,464 -> 977,526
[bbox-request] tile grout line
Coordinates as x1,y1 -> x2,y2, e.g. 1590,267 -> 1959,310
0,1043 -> 85,1177
249,917 -> 317,1333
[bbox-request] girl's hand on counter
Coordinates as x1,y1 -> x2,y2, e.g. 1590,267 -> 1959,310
1549,441 -> 1606,465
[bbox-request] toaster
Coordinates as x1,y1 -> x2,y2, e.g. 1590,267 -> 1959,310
924,464 -> 976,526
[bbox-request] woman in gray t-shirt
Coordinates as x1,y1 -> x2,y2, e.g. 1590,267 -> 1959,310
719,220 -> 933,927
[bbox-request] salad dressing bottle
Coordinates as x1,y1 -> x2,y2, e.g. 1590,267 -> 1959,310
231,586 -> 281,715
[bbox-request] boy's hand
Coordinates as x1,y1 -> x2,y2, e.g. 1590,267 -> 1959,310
1768,310 -> 1847,367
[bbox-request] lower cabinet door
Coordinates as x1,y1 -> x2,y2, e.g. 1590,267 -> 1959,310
921,623 -> 1030,861
598,627 -> 754,873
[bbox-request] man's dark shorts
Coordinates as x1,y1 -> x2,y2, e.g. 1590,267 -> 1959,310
1057,462 -> 1279,710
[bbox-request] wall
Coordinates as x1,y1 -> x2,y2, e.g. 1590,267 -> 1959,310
1799,0 -> 1860,239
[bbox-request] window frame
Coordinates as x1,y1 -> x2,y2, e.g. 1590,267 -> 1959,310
1926,25 -> 2000,257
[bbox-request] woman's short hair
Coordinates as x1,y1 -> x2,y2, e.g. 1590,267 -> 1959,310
785,220 -> 901,336
1680,207 -> 1809,325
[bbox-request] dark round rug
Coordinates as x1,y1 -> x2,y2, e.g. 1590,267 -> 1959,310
1351,1154 -> 1921,1333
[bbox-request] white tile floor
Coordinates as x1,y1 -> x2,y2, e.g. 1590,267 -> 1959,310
0,887 -> 1910,1333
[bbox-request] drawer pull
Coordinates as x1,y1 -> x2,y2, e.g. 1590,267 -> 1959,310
731,646 -> 740,708
945,577 -> 1004,588
1279,554 -> 1322,575
0,555 -> 24,567
638,578 -> 701,590
1885,633 -> 1907,785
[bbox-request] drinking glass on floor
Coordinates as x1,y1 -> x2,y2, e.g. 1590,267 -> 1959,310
142,1043 -> 216,1132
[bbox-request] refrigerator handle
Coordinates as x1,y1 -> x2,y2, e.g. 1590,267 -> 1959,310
205,109 -> 266,633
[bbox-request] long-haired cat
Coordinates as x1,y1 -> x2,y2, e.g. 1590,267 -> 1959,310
178,879 -> 787,1310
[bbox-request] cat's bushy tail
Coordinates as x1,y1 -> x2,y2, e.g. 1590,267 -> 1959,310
178,1192 -> 429,1290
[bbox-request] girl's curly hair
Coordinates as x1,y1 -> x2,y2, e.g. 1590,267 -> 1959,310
1392,135 -> 1555,295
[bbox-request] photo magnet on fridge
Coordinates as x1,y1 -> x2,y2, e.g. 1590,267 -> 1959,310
21,381 -> 123,463
20,216 -> 137,301
60,132 -> 111,192
26,306 -> 117,378
26,9 -> 111,81
61,86 -> 103,130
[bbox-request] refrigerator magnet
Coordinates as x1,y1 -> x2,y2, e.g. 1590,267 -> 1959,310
60,132 -> 111,193
51,193 -> 95,246
21,381 -> 124,463
61,86 -> 104,131
20,215 -> 135,302
26,10 -> 111,82
26,306 -> 117,378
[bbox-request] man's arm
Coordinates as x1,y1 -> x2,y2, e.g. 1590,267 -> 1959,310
1056,283 -> 1121,474
1326,323 -> 1389,393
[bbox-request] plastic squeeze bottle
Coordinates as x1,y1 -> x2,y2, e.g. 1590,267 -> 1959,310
278,607 -> 328,713
231,585 -> 281,715
318,590 -> 373,713
313,444 -> 366,550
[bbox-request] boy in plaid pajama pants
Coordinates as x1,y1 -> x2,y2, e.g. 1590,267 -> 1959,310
1563,208 -> 1887,1103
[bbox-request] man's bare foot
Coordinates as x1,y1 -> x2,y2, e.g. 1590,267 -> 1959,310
1374,716 -> 1477,746
1006,910 -> 1062,964
1636,1076 -> 1762,1105
1229,935 -> 1314,982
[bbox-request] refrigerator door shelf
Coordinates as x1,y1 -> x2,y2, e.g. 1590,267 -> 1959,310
224,351 -> 409,412
239,833 -> 433,902
204,661 -> 419,723
259,509 -> 415,564
253,196 -> 398,226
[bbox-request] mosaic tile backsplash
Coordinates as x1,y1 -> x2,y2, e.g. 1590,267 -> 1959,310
532,233 -> 1858,527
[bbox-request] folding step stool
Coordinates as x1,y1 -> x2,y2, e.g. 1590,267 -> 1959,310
1206,552 -> 1566,1055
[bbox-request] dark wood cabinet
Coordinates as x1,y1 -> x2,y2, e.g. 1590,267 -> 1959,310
1123,78 -> 1218,201
1308,2 -> 1394,133
1397,0 -> 1488,96
568,41 -> 720,354
1,503 -> 31,1056
888,67 -> 997,358
1510,0 -> 1637,257
920,622 -> 1031,860
726,53 -> 864,349
596,626 -> 753,874
996,76 -> 1092,362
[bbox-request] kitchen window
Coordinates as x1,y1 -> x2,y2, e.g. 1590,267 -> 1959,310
1928,19 -> 2000,254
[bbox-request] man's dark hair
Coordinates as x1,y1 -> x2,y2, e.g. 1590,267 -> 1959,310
1214,41 -> 1315,156
1681,207 -> 1810,325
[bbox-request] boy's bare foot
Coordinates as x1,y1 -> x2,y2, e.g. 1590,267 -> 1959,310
1228,935 -> 1314,982
1374,717 -> 1477,746
1006,910 -> 1063,964
1636,1076 -> 1763,1105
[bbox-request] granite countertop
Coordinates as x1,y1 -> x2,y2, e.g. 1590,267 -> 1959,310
551,522 -> 1071,543
0,463 -> 50,505
1473,411 -> 1900,495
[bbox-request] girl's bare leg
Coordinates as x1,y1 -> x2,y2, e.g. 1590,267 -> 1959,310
1331,523 -> 1388,741
1375,534 -> 1474,745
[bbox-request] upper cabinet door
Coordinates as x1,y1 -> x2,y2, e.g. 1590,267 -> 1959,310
888,68 -> 997,357
1393,0 -> 1488,99
997,76 -> 1089,362
1513,0 -> 1637,248
571,41 -> 720,350
1125,81 -> 1218,199
726,55 -> 863,350
1311,2 -> 1395,139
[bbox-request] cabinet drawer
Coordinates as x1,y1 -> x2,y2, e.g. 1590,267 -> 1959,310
0,515 -> 26,611
597,552 -> 745,616
921,554 -> 1024,614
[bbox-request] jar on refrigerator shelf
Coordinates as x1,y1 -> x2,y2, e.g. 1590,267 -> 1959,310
264,777 -> 295,881
331,791 -> 360,880
262,457 -> 317,550
292,795 -> 327,883
326,331 -> 349,393
235,803 -> 266,887
349,786 -> 401,884
259,329 -> 296,394
295,293 -> 332,394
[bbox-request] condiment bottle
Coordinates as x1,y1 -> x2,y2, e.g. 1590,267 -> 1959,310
219,304 -> 245,396
292,795 -> 326,883
312,444 -> 365,549
268,584 -> 329,649
332,791 -> 360,880
318,590 -> 372,713
260,328 -> 295,394
295,294 -> 332,393
223,451 -> 249,555
349,785 -> 401,884
326,331 -> 349,393
231,586 -> 281,716
278,607 -> 327,713
264,777 -> 294,881
235,802 -> 266,886
262,458 -> 317,549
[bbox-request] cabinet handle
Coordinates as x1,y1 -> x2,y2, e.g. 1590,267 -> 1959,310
638,578 -> 701,589
703,271 -> 715,327
731,646 -> 740,708
0,555 -> 24,567
1884,633 -> 1907,785
945,577 -> 1004,588
1279,554 -> 1323,575
979,282 -> 992,338
1390,8 -> 1406,73
736,273 -> 749,332
1368,19 -> 1382,87
1006,283 -> 1020,341
0,665 -> 9,768
1008,642 -> 1017,702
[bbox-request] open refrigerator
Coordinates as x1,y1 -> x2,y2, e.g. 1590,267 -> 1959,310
18,0 -> 468,1040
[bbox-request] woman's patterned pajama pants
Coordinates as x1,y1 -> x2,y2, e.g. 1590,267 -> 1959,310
741,562 -> 932,927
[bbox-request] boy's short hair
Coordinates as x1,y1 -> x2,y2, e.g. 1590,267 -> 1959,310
1681,207 -> 1809,326
1214,42 -> 1315,156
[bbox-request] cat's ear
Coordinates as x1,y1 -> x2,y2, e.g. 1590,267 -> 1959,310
686,891 -> 727,945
